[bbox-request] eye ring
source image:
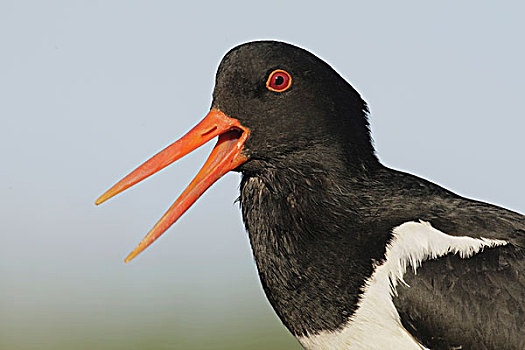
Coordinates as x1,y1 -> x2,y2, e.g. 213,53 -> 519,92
266,69 -> 292,93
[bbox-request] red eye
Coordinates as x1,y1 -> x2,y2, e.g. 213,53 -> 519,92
266,69 -> 292,92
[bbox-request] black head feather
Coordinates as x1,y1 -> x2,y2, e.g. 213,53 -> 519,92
212,40 -> 378,174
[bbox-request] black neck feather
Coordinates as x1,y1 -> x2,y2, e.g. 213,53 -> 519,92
239,161 -> 390,336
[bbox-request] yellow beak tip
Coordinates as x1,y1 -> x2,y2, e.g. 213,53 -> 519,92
124,250 -> 139,263
95,194 -> 111,206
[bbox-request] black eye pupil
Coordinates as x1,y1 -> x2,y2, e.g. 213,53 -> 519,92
274,75 -> 284,86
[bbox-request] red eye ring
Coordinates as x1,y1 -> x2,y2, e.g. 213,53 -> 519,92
266,69 -> 292,93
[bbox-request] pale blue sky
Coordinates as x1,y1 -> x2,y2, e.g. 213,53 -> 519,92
1,1 -> 523,349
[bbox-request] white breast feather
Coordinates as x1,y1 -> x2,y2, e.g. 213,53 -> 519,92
297,220 -> 507,350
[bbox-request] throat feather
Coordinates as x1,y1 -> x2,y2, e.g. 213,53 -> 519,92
239,172 -> 387,337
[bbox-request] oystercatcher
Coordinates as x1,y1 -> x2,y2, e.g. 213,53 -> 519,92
96,41 -> 525,349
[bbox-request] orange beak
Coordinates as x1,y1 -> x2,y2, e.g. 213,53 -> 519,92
95,108 -> 250,262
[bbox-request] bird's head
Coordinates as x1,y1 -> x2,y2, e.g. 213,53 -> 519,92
213,41 -> 374,171
96,41 -> 376,261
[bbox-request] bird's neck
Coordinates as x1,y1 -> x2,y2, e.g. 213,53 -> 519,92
239,163 -> 389,337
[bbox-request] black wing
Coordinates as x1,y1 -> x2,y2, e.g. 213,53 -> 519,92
365,168 -> 525,349
392,199 -> 525,349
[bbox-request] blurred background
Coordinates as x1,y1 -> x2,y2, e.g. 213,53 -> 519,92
1,1 -> 524,349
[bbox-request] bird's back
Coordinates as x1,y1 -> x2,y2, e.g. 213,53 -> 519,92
372,168 -> 525,349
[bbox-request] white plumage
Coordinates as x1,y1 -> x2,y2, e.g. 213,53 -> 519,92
298,221 -> 507,350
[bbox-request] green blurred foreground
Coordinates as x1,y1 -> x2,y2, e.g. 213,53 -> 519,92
0,301 -> 301,350
1,319 -> 301,350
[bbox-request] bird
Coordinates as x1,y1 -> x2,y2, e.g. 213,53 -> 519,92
95,41 -> 525,349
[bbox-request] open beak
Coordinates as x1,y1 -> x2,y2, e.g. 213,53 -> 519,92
95,108 -> 250,262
